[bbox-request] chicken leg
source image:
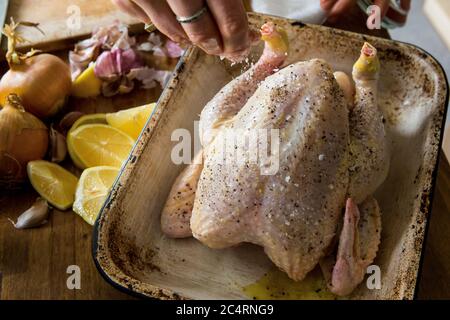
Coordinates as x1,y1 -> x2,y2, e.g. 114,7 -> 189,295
348,43 -> 390,204
320,43 -> 386,296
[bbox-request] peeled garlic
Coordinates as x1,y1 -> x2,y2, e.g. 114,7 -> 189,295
9,198 -> 50,229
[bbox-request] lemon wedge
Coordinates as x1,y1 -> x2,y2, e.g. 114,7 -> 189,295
73,166 -> 119,225
67,124 -> 134,169
106,103 -> 156,140
27,160 -> 79,210
71,63 -> 103,98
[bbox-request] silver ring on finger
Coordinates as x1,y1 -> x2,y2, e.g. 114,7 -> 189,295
176,6 -> 208,24
144,23 -> 157,33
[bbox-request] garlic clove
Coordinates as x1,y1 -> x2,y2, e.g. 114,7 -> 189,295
49,125 -> 67,163
58,111 -> 84,135
9,198 -> 50,229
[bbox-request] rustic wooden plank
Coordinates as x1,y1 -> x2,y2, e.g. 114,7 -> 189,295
0,187 -> 131,299
0,169 -> 137,299
443,127 -> 450,160
0,188 -> 76,299
417,154 -> 450,299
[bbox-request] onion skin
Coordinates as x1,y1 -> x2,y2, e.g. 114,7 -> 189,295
0,95 -> 49,188
0,54 -> 72,119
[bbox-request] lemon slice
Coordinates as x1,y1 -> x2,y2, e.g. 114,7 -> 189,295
68,114 -> 108,168
106,103 -> 156,140
73,166 -> 119,225
71,63 -> 103,98
27,160 -> 79,210
67,124 -> 134,169
69,113 -> 107,133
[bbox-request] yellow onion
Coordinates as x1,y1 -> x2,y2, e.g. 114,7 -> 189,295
0,94 -> 49,188
0,19 -> 72,118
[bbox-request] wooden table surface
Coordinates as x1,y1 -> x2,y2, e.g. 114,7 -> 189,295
0,0 -> 449,300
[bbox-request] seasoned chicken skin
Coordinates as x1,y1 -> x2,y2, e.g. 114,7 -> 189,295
192,58 -> 350,281
161,27 -> 389,296
161,22 -> 289,238
348,44 -> 389,203
326,43 -> 388,295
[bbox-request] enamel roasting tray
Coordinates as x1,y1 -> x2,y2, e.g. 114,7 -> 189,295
93,13 -> 449,299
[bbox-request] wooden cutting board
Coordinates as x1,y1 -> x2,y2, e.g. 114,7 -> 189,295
3,0 -> 141,53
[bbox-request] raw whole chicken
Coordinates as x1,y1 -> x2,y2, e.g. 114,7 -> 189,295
161,22 -> 389,296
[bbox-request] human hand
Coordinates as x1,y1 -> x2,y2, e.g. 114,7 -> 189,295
112,0 -> 253,57
321,0 -> 411,24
